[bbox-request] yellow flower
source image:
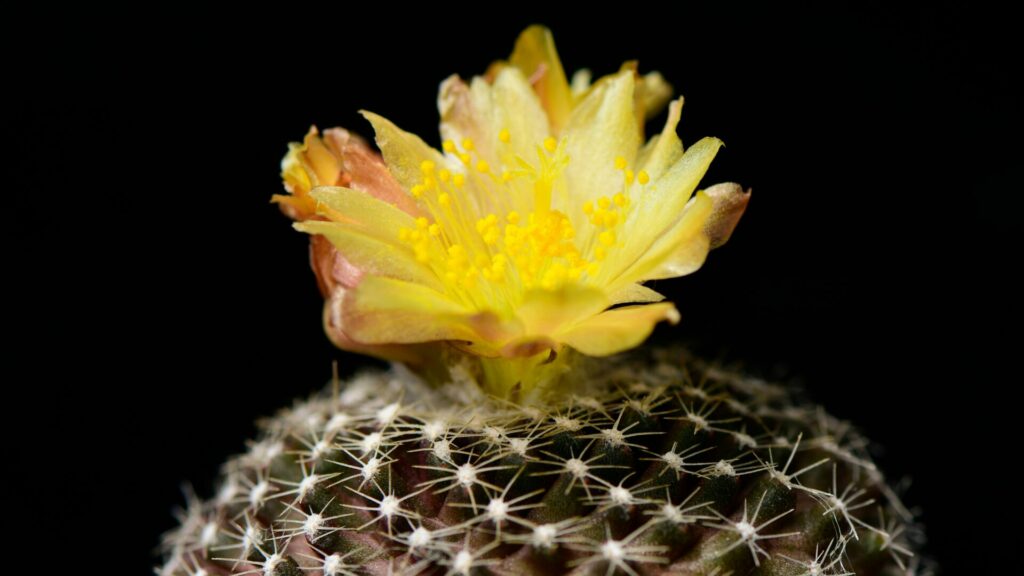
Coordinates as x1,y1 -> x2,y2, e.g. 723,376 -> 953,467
280,26 -> 749,397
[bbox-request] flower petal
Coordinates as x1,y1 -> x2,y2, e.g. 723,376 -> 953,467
558,302 -> 680,356
319,128 -> 420,215
438,67 -> 550,212
562,70 -> 639,213
509,25 -> 573,132
310,234 -> 362,295
309,186 -> 417,239
636,97 -> 684,182
516,285 -> 609,337
702,182 -> 751,248
323,287 -> 438,364
607,283 -> 666,305
343,276 -> 501,346
611,136 -> 722,280
611,190 -> 714,285
294,220 -> 442,290
360,111 -> 447,194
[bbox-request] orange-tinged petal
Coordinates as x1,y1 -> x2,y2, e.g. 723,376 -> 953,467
558,302 -> 680,356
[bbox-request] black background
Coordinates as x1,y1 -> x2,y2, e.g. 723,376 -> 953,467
13,3 -> 1013,573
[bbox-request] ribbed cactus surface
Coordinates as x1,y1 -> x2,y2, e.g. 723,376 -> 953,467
159,349 -> 926,575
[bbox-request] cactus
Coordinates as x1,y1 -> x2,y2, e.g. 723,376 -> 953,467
158,25 -> 928,575
158,349 -> 925,575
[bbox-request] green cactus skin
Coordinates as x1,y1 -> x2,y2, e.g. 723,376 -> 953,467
158,348 -> 928,575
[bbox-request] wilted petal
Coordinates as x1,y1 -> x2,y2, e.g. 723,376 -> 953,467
702,182 -> 751,248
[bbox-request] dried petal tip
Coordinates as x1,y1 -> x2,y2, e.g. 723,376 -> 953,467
277,26 -> 749,398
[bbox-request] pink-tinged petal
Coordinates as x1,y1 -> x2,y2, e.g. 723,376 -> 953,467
558,303 -> 681,357
310,234 -> 362,296
702,182 -> 751,248
320,128 -> 420,215
323,286 -> 442,365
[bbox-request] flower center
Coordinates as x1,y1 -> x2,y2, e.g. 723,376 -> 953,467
397,131 -> 647,313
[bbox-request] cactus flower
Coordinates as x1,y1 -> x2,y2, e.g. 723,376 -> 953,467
278,26 -> 749,397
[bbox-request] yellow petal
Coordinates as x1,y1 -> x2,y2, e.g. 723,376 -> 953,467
294,220 -> 443,290
558,302 -> 680,356
607,283 -> 666,305
344,276 -> 503,346
562,70 -> 639,214
309,186 -> 417,239
509,25 -> 573,132
438,67 -> 549,213
517,284 -> 609,337
636,97 -> 684,182
612,190 -> 714,286
612,136 -> 721,278
360,111 -> 447,193
638,71 -> 674,121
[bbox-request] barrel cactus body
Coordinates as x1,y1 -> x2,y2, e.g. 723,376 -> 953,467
158,349 -> 924,575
